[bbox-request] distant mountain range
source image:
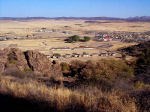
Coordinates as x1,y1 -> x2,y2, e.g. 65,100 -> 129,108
0,16 -> 150,22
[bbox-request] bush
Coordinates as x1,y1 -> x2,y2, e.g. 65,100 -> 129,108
7,52 -> 17,64
67,35 -> 80,43
134,81 -> 145,89
60,62 -> 70,73
83,36 -> 91,42
70,60 -> 85,77
65,35 -> 91,43
69,59 -> 134,81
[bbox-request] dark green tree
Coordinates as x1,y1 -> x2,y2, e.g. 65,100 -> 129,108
83,36 -> 91,42
67,35 -> 80,43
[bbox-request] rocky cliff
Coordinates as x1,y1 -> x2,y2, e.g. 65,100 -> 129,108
0,48 -> 62,77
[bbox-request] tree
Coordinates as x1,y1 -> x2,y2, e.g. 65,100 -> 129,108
65,35 -> 91,43
83,36 -> 91,42
67,35 -> 80,43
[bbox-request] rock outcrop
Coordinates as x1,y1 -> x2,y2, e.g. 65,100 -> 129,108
24,50 -> 52,76
0,48 -> 62,77
0,48 -> 29,73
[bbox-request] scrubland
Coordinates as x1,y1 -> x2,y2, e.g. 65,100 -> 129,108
0,20 -> 150,112
0,47 -> 150,112
0,74 -> 137,112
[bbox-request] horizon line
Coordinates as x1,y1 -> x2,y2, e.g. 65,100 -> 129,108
0,16 -> 150,19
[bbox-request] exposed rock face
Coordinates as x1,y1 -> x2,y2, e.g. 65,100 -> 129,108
0,48 -> 29,73
7,48 -> 30,71
0,48 -> 62,77
24,50 -> 52,76
0,50 -> 7,72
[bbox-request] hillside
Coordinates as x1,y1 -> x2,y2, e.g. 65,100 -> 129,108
0,46 -> 149,112
120,41 -> 150,84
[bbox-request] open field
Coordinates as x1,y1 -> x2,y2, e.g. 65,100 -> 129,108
0,38 -> 136,50
1,20 -> 150,37
0,38 -> 136,61
1,19 -> 146,61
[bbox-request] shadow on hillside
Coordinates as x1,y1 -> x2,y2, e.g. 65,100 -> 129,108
131,90 -> 150,112
0,94 -> 55,112
0,93 -> 87,112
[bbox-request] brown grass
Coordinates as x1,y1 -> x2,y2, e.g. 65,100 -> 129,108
0,75 -> 136,112
1,20 -> 150,36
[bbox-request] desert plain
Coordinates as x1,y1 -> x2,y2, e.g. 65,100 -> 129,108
0,19 -> 149,62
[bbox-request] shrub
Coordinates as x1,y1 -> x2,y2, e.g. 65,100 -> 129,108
67,35 -> 80,43
7,52 -> 17,64
70,60 -> 85,77
60,62 -> 70,73
24,67 -> 33,73
83,36 -> 91,42
70,59 -> 134,81
134,81 -> 145,89
0,77 -> 136,112
65,35 -> 91,43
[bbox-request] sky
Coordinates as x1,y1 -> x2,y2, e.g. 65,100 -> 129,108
0,0 -> 150,18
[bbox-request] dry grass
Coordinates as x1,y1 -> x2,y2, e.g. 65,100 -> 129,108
0,20 -> 150,36
0,19 -> 139,61
0,75 -> 136,112
0,37 -> 136,59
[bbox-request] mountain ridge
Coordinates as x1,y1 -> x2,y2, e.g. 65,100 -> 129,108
0,16 -> 150,21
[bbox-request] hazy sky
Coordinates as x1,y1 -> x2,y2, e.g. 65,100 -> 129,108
0,0 -> 150,17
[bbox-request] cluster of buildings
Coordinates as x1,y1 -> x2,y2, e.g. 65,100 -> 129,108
0,36 -> 18,41
0,28 -> 73,41
94,31 -> 150,42
36,28 -> 72,35
47,43 -> 123,60
1,30 -> 150,42
49,46 -> 121,59
50,51 -> 122,59
0,35 -> 39,41
50,46 -> 95,51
